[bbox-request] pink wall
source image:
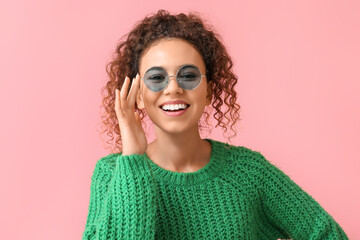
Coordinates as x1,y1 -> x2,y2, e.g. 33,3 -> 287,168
1,0 -> 358,239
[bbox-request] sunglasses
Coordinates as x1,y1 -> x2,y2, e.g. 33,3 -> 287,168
140,64 -> 206,92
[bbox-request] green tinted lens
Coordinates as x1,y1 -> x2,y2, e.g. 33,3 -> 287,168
177,65 -> 202,90
143,67 -> 168,92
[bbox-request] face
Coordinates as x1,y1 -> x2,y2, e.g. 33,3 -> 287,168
137,38 -> 212,135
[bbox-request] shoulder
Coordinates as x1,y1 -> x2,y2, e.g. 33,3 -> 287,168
209,138 -> 275,172
92,153 -> 119,176
209,138 -> 266,162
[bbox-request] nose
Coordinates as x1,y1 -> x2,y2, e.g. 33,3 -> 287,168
163,75 -> 183,95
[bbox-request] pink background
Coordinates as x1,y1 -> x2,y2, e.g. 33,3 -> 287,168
1,0 -> 358,239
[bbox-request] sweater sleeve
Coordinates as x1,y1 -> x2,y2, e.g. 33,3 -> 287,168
82,154 -> 157,240
255,152 -> 348,240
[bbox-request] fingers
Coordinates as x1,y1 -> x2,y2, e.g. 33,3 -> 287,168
114,76 -> 128,117
120,76 -> 130,111
115,74 -> 140,117
115,88 -> 122,115
127,73 -> 140,108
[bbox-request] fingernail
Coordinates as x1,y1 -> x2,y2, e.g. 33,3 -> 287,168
136,73 -> 139,78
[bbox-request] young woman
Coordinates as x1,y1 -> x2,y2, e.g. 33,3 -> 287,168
82,10 -> 348,240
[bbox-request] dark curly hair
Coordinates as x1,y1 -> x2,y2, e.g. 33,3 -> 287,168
99,9 -> 241,153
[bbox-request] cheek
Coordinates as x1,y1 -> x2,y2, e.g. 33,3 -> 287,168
142,90 -> 158,109
195,84 -> 210,104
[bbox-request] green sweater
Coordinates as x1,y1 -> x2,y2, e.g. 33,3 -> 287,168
82,139 -> 348,239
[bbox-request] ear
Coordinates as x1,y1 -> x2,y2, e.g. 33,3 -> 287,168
136,89 -> 145,109
205,82 -> 212,106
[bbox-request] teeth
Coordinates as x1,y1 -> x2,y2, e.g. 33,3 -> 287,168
161,104 -> 188,111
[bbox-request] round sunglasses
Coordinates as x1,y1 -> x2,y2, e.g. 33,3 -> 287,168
140,64 -> 206,92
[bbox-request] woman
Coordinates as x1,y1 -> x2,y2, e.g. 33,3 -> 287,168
82,9 -> 348,239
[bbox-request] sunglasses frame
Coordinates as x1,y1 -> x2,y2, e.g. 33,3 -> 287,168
140,64 -> 206,92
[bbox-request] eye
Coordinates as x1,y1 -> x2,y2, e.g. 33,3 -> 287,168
149,74 -> 165,80
148,74 -> 166,83
178,65 -> 201,82
180,73 -> 198,81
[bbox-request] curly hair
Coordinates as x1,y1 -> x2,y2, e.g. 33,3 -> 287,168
99,9 -> 241,153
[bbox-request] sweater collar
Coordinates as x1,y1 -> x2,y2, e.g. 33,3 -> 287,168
142,138 -> 227,186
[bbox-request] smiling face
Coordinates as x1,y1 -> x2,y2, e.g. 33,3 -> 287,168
137,38 -> 212,135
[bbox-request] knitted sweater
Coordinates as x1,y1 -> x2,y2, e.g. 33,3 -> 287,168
82,139 -> 348,239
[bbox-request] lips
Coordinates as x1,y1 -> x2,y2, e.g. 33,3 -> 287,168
159,100 -> 190,107
161,108 -> 188,117
159,100 -> 190,117
160,100 -> 190,107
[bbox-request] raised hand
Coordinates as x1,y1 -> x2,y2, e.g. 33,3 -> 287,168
115,73 -> 147,155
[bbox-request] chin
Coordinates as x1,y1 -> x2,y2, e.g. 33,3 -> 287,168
152,121 -> 199,136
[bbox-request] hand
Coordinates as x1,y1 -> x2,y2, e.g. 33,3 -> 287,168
115,73 -> 147,155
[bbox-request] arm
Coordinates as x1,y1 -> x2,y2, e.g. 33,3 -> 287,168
256,152 -> 348,240
82,155 -> 115,240
82,154 -> 157,240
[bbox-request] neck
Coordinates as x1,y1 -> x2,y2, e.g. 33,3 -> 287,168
147,125 -> 211,172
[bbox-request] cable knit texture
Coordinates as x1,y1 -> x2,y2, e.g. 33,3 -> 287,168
82,139 -> 348,239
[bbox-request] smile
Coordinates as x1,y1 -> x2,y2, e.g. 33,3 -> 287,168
159,104 -> 190,117
161,104 -> 189,111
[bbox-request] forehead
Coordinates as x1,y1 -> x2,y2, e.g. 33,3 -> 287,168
139,38 -> 205,72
